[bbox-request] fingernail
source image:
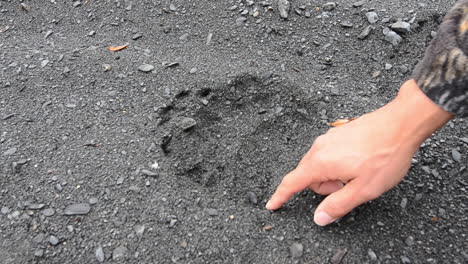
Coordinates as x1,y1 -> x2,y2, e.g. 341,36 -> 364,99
314,211 -> 336,226
265,200 -> 273,210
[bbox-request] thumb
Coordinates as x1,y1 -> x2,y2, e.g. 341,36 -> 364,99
313,178 -> 379,226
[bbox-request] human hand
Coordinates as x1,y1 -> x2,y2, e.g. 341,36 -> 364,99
266,80 -> 453,226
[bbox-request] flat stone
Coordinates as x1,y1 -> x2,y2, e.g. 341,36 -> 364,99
352,1 -> 365,7
405,236 -> 415,246
290,243 -> 303,259
247,191 -> 258,205
1,206 -> 10,214
384,30 -> 402,46
42,208 -> 55,217
112,246 -> 128,260
26,203 -> 45,210
400,256 -> 411,263
3,147 -> 17,156
96,246 -> 105,263
138,64 -> 154,72
400,197 -> 408,209
132,33 -> 142,40
236,16 -> 247,26
207,208 -> 219,216
391,20 -> 411,34
64,203 -> 91,215
141,169 -> 158,177
366,12 -> 378,24
34,249 -> 44,257
277,0 -> 290,19
331,248 -> 348,264
323,2 -> 337,11
358,25 -> 373,40
368,248 -> 377,261
452,149 -> 461,162
49,235 -> 59,246
134,225 -> 145,237
178,117 -> 197,131
89,197 -> 99,205
340,21 -> 353,28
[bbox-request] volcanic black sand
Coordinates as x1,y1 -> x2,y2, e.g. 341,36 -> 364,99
1,0 -> 467,263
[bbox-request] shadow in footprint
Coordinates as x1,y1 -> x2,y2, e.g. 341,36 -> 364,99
164,74 -> 323,201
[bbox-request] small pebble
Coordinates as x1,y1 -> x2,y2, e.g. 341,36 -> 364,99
358,25 -> 373,40
138,64 -> 154,72
96,246 -> 105,263
323,2 -> 337,11
42,208 -> 55,217
247,191 -> 258,205
207,208 -> 218,216
178,117 -> 197,131
64,203 -> 91,215
405,236 -> 415,246
451,149 -> 461,162
366,12 -> 378,24
368,248 -> 377,261
141,169 -> 158,177
331,248 -> 348,264
400,197 -> 408,209
289,243 -> 303,259
49,235 -> 59,246
89,197 -> 99,205
34,249 -> 44,257
112,246 -> 128,260
400,256 -> 411,263
277,0 -> 290,19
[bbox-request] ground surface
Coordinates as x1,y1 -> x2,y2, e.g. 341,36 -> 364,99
1,0 -> 467,263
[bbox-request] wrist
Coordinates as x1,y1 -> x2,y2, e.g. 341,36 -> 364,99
389,80 -> 454,147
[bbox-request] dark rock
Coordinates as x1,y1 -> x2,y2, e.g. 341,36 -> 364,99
247,191 -> 258,204
331,248 -> 348,264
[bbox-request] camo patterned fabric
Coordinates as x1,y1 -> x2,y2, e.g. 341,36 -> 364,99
413,0 -> 468,116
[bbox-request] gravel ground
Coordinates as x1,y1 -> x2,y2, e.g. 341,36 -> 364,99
1,0 -> 468,263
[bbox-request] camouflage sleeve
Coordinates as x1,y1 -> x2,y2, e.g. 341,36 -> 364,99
412,0 -> 468,116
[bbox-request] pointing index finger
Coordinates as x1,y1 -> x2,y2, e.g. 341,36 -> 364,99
265,167 -> 319,210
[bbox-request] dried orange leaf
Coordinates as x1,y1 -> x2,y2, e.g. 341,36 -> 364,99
327,117 -> 358,127
327,119 -> 351,127
108,44 -> 128,52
